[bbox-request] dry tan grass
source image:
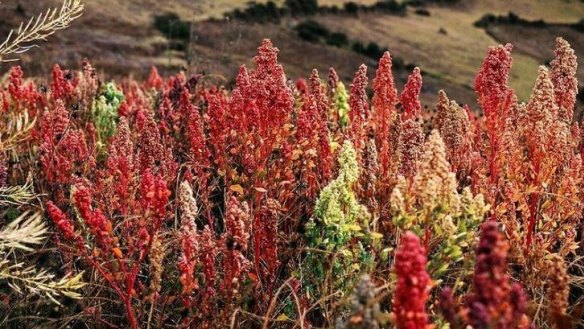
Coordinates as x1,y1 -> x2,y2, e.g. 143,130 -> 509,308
469,0 -> 584,23
318,5 -> 542,102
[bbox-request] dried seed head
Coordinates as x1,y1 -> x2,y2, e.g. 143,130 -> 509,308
551,37 -> 578,122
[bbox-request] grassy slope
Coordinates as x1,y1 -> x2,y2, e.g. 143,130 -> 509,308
470,0 -> 584,23
318,0 -> 583,104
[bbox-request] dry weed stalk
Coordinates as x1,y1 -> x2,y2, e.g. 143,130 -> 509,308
0,0 -> 84,63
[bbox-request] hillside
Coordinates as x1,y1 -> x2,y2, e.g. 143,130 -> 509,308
0,0 -> 583,110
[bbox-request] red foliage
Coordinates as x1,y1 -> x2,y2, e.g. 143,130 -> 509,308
39,100 -> 91,189
372,52 -> 398,154
254,199 -> 281,282
146,66 -> 163,90
465,222 -> 531,329
394,232 -> 431,329
8,66 -> 24,100
206,92 -> 228,169
473,44 -> 516,202
105,117 -> 135,215
198,225 -> 219,315
348,64 -> 369,155
296,78 -> 308,95
550,37 -> 578,121
251,39 -> 294,133
50,64 -> 75,100
297,95 -> 319,145
371,52 -> 400,221
475,44 -> 514,118
178,230 -> 199,305
72,184 -> 114,249
46,201 -> 77,241
182,88 -> 209,169
135,109 -> 176,178
309,69 -> 333,181
139,170 -> 170,222
435,90 -> 473,175
399,117 -> 424,179
397,67 -> 425,180
222,196 -> 250,302
400,67 -> 423,120
438,223 -> 532,329
4,39 -> 579,328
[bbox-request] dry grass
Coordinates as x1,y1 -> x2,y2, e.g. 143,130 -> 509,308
84,0 -> 302,22
318,5 -> 544,103
468,0 -> 584,23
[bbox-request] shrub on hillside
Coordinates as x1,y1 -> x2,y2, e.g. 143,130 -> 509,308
286,0 -> 319,15
326,31 -> 349,47
153,13 -> 191,40
474,11 -> 547,28
296,19 -> 330,42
